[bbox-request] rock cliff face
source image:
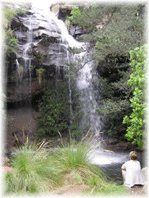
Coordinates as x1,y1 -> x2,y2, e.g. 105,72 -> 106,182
7,3 -> 85,105
7,5 -> 72,105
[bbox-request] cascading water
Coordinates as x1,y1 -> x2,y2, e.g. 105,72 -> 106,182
75,53 -> 102,137
22,15 -> 33,80
44,10 -> 102,138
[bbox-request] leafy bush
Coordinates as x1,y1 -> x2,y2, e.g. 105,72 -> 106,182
66,7 -> 81,24
123,45 -> 147,148
52,142 -> 128,195
55,142 -> 90,170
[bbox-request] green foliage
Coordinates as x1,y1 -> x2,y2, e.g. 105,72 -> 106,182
36,81 -> 70,137
3,6 -> 16,29
3,2 -> 29,58
15,8 -> 26,16
98,99 -> 131,138
34,52 -> 44,67
4,142 -> 63,194
70,4 -> 145,61
3,4 -> 27,29
54,142 -> 127,195
66,7 -> 81,24
92,5 -> 144,62
36,68 -> 45,85
98,99 -> 130,115
123,45 -> 147,148
5,29 -> 18,55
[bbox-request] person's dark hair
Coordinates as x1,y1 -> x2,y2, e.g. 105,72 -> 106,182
129,151 -> 138,160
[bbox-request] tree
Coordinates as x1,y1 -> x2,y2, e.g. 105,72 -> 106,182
123,45 -> 147,148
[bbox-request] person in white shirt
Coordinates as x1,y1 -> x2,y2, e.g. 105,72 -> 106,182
121,151 -> 145,188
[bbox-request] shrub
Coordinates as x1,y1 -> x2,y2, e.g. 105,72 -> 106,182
36,81 -> 70,138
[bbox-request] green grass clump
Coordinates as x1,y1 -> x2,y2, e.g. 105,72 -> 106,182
4,142 -> 63,195
55,142 -> 90,170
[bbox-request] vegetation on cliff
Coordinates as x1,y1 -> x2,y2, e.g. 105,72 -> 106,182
36,81 -> 70,138
3,2 -> 31,82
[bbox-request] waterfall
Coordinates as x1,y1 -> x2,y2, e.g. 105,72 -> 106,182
22,15 -> 33,80
76,59 -> 102,137
43,9 -> 102,137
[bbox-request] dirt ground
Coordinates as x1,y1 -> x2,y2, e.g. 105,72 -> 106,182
49,183 -> 90,196
48,183 -> 148,196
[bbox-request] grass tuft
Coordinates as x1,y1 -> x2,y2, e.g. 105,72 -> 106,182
4,142 -> 63,194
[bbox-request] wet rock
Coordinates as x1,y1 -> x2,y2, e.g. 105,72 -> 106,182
38,37 -> 58,46
14,31 -> 28,43
102,138 -> 138,151
11,16 -> 28,31
33,29 -> 60,40
106,138 -> 119,145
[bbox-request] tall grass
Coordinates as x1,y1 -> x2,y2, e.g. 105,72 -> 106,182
4,141 -> 128,196
55,142 -> 90,170
4,142 -> 63,195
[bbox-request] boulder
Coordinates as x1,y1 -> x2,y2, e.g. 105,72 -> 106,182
69,25 -> 84,37
50,3 -> 77,21
50,3 -> 61,13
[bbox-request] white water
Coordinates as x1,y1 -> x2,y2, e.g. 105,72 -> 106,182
19,14 -> 34,80
88,149 -> 128,165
